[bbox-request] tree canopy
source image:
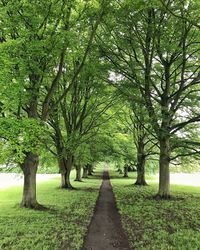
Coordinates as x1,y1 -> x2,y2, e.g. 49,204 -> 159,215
0,0 -> 199,207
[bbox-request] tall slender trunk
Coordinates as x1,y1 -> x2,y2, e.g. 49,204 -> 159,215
75,165 -> 82,181
134,138 -> 147,186
82,166 -> 88,178
135,156 -> 147,186
20,152 -> 39,208
65,156 -> 73,188
59,157 -> 67,187
59,155 -> 73,189
87,164 -> 93,176
157,137 -> 170,198
123,166 -> 128,177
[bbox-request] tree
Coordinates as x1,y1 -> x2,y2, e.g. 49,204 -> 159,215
0,0 -> 106,207
48,55 -> 117,188
129,105 -> 157,186
112,85 -> 158,185
99,0 -> 200,198
0,0 -> 70,208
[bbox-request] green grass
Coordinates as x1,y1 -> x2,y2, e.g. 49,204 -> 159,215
110,170 -> 200,250
0,168 -> 102,250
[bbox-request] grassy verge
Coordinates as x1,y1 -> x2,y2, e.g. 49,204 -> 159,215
110,170 -> 200,250
0,168 -> 102,250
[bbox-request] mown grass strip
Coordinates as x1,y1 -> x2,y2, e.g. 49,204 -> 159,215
110,170 -> 200,250
0,169 -> 102,250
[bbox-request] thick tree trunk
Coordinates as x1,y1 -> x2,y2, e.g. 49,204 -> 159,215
134,157 -> 147,185
134,138 -> 147,186
61,172 -> 67,187
20,152 -> 40,209
87,164 -> 93,176
65,159 -> 73,188
82,166 -> 88,178
75,165 -> 82,181
157,137 -> 170,199
123,166 -> 128,177
59,156 -> 73,189
59,157 -> 67,187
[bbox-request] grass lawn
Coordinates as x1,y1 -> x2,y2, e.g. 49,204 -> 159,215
0,168 -> 102,250
110,170 -> 200,250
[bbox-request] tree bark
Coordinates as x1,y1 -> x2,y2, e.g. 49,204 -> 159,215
134,138 -> 147,186
59,158 -> 67,187
87,164 -> 93,175
75,165 -> 82,181
157,137 -> 170,198
20,152 -> 40,209
82,166 -> 88,178
123,166 -> 128,177
59,155 -> 73,189
65,157 -> 73,188
61,171 -> 67,187
134,157 -> 147,186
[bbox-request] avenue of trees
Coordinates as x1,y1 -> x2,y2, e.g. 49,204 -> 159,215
0,0 -> 199,208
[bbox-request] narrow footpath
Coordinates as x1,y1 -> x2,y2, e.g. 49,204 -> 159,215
81,166 -> 130,250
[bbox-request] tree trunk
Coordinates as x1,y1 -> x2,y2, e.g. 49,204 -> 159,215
82,166 -> 88,178
20,152 -> 40,209
65,157 -> 73,188
75,165 -> 82,181
134,138 -> 147,186
134,156 -> 147,186
59,155 -> 73,189
157,137 -> 170,199
59,157 -> 67,187
61,172 -> 67,187
87,164 -> 93,176
118,168 -> 123,174
123,166 -> 128,177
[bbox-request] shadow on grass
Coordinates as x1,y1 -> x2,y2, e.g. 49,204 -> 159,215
53,186 -> 99,193
13,203 -> 57,212
146,195 -> 185,201
84,172 -> 103,180
74,187 -> 100,192
109,175 -> 133,180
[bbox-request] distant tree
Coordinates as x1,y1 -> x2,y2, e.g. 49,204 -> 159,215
48,58 -> 117,188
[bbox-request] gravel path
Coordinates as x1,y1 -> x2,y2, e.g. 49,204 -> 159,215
81,165 -> 130,250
